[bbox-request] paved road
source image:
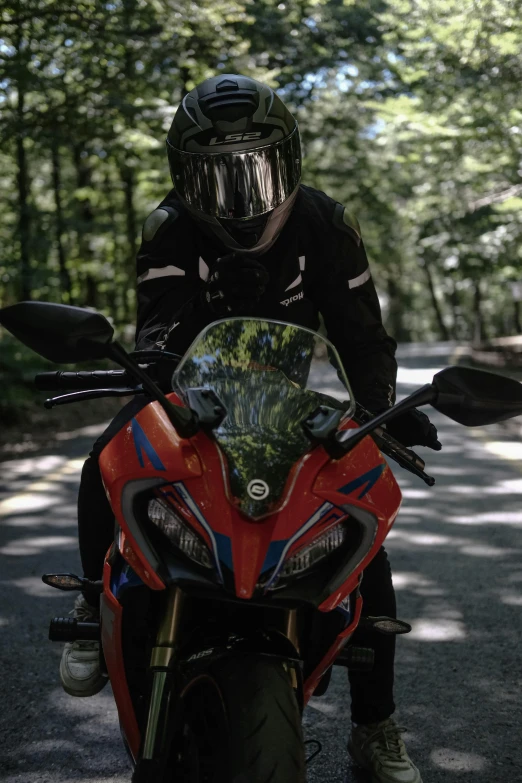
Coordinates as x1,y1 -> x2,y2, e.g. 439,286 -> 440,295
1,343 -> 522,782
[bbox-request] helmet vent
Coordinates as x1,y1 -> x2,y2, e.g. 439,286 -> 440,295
201,91 -> 260,122
216,78 -> 239,92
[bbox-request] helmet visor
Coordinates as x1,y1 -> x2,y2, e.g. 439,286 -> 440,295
168,127 -> 301,219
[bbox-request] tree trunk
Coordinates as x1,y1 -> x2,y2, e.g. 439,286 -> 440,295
448,276 -> 462,340
385,274 -> 409,342
51,138 -> 72,302
120,164 -> 137,322
181,66 -> 191,98
120,0 -> 138,323
15,31 -> 31,300
73,143 -> 97,308
101,168 -> 118,316
472,279 -> 486,345
422,256 -> 450,340
121,164 -> 137,259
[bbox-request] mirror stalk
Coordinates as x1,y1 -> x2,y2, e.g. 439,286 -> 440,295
107,342 -> 199,438
335,384 -> 436,454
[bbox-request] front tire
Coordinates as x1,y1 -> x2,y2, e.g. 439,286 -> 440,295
173,655 -> 306,783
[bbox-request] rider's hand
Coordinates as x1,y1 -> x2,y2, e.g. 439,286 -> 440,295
385,408 -> 442,451
202,254 -> 269,316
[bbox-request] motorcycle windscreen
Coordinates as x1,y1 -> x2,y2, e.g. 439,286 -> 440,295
173,318 -> 355,519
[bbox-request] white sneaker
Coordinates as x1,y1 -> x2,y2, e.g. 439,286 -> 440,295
59,594 -> 106,697
348,717 -> 422,783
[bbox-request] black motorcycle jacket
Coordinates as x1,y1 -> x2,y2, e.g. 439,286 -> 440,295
135,184 -> 397,413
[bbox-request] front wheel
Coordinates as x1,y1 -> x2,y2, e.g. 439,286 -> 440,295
172,655 -> 306,783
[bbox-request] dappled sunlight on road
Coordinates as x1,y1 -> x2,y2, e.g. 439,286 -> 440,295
446,510 -> 522,526
0,492 -> 64,514
3,687 -> 129,783
0,426 -> 130,782
408,618 -> 467,642
388,528 -> 522,557
431,748 -> 488,772
6,575 -> 73,598
0,534 -> 77,556
380,349 -> 522,781
482,439 -> 522,461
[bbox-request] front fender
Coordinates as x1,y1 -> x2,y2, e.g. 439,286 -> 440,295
179,628 -> 301,669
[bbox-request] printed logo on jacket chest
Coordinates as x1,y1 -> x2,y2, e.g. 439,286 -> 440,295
279,256 -> 305,306
280,291 -> 304,307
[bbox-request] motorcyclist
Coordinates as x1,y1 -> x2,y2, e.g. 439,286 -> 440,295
63,74 -> 440,783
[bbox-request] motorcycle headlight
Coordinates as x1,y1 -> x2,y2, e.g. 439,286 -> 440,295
148,498 -> 213,569
260,521 -> 349,592
279,522 -> 348,578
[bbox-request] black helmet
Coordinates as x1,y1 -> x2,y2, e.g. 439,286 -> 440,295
166,74 -> 301,254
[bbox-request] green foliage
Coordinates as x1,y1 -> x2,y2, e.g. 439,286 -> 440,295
1,0 -> 521,353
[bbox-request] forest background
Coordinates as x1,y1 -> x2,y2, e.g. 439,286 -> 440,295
1,0 -> 521,437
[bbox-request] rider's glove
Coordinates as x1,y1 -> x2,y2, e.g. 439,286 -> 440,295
385,408 -> 442,451
202,254 -> 269,316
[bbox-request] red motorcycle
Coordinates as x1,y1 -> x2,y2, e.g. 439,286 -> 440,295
1,301 -> 521,783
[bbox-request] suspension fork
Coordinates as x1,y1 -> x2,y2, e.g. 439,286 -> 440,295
283,608 -> 302,696
132,587 -> 185,782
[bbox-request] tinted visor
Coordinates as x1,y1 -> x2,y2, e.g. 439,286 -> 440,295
168,127 -> 301,219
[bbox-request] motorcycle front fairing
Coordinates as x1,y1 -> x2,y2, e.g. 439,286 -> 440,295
97,318 -> 402,760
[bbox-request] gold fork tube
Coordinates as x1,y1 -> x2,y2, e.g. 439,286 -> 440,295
285,609 -> 300,654
142,671 -> 167,759
142,587 -> 185,760
156,586 -> 185,647
149,587 -> 185,668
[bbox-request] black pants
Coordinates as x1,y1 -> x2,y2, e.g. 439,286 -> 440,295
78,398 -> 396,725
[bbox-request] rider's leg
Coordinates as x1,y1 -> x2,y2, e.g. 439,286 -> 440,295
348,546 -> 422,782
77,454 -> 113,604
61,396 -> 149,696
77,395 -> 151,596
349,545 -> 396,724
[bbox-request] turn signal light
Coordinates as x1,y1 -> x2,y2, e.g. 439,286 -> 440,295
42,573 -> 85,590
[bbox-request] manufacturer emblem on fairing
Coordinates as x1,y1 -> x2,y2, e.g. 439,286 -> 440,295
247,479 -> 270,500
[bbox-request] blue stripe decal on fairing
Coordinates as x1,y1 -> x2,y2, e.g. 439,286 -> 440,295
337,463 -> 385,499
131,418 -> 166,471
214,531 -> 233,571
110,554 -> 144,598
260,540 -> 287,573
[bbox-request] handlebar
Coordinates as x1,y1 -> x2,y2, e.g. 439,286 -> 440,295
34,351 -> 181,391
35,370 -> 132,391
35,372 -> 436,486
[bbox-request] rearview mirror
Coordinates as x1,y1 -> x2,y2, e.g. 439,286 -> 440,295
0,301 -> 114,362
0,300 -> 200,439
432,366 -> 522,425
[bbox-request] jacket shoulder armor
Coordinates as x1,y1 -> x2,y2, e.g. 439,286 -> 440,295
142,205 -> 179,242
332,202 -> 361,246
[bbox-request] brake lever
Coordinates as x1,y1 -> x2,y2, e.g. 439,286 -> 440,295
353,403 -> 435,486
372,429 -> 435,487
44,387 -> 144,408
